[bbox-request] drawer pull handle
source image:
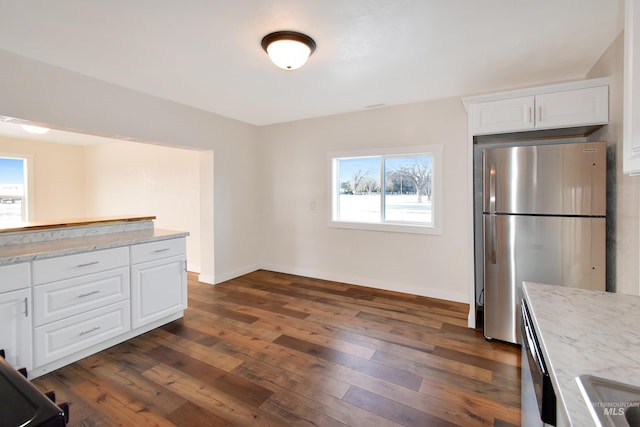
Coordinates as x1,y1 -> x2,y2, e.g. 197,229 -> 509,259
79,326 -> 101,336
24,297 -> 28,317
78,290 -> 101,298
76,261 -> 99,268
154,248 -> 170,253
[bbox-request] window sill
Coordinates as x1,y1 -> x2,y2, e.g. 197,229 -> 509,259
328,220 -> 442,235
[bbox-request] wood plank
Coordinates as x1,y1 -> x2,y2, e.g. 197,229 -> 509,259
143,328 -> 245,372
75,353 -> 186,417
72,378 -> 176,427
142,363 -> 283,426
165,401 -> 232,427
343,386 -> 459,427
234,362 -> 403,427
273,334 -> 423,391
31,270 -> 521,427
371,349 -> 494,384
144,345 -> 274,407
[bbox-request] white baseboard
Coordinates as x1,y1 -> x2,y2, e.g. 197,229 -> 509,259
204,263 -> 468,304
259,263 -> 468,303
188,263 -> 201,274
214,264 -> 260,284
198,273 -> 215,285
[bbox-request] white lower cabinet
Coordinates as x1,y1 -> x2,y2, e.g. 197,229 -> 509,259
0,262 -> 32,370
131,254 -> 187,329
5,235 -> 186,377
0,288 -> 32,370
33,300 -> 130,367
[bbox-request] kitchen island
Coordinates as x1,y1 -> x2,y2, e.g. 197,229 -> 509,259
522,282 -> 640,426
0,215 -> 187,264
0,216 -> 188,378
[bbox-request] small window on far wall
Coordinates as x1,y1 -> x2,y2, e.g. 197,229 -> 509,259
0,156 -> 29,224
329,145 -> 443,235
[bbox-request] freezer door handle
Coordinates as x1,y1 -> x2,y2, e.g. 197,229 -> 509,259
488,164 -> 496,213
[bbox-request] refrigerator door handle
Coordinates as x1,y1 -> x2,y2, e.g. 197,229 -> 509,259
489,214 -> 497,264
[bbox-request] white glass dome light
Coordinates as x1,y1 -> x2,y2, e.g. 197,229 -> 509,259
261,31 -> 316,71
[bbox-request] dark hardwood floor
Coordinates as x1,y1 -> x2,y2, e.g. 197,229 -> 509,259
33,270 -> 521,427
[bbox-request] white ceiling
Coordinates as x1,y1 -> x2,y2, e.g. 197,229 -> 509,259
0,0 -> 625,128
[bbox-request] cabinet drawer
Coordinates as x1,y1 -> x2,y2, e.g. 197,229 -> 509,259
0,263 -> 30,294
33,246 -> 129,285
131,238 -> 186,264
33,300 -> 130,367
33,267 -> 130,327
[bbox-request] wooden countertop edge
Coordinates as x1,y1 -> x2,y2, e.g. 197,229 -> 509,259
0,215 -> 157,234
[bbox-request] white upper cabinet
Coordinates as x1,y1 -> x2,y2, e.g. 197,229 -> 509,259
470,96 -> 535,135
535,86 -> 608,130
625,0 -> 640,175
463,79 -> 610,136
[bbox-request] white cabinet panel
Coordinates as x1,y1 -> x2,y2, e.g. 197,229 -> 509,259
470,96 -> 534,135
131,255 -> 186,329
0,289 -> 32,370
467,84 -> 609,136
33,267 -> 130,326
0,263 -> 30,294
33,246 -> 129,285
33,300 -> 130,367
536,86 -> 609,130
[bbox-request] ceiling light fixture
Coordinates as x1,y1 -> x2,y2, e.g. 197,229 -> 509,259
261,31 -> 316,71
20,124 -> 50,134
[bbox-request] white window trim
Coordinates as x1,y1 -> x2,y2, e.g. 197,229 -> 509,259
0,152 -> 35,222
327,145 -> 443,235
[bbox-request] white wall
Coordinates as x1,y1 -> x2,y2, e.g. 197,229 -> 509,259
3,42 -> 632,304
84,140 -> 203,272
258,98 -> 470,302
587,32 -> 640,296
0,137 -> 87,221
0,49 -> 260,284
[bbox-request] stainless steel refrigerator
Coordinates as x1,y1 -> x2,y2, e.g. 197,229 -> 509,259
483,142 -> 606,344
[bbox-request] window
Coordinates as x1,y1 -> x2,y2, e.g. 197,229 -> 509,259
329,145 -> 443,234
0,155 -> 31,224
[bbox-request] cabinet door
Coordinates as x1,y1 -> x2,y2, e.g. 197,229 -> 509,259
131,255 -> 186,329
0,289 -> 32,370
469,96 -> 535,135
535,86 -> 608,130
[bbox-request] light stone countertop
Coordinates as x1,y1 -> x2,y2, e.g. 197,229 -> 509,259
522,282 -> 640,426
0,228 -> 188,265
0,215 -> 157,234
